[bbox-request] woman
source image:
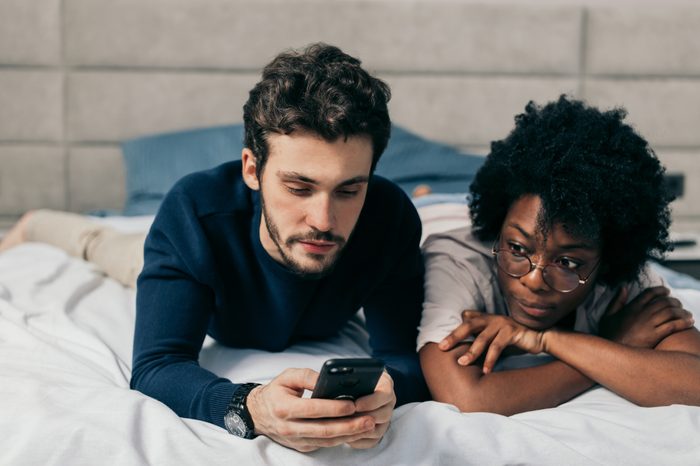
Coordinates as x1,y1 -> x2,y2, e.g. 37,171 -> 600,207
418,96 -> 700,414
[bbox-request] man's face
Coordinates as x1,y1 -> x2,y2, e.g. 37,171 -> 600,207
497,195 -> 602,330
242,130 -> 373,278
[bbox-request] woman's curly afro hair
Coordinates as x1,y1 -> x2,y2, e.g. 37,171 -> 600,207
469,95 -> 674,287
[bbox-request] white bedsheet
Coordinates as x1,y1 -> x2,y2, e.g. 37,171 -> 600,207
1,242 -> 700,465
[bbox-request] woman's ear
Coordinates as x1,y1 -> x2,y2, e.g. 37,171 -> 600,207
241,148 -> 260,191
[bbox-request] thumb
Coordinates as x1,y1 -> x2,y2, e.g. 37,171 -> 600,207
605,286 -> 628,316
275,368 -> 319,392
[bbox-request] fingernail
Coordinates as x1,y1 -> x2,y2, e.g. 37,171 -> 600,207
364,419 -> 374,430
482,366 -> 490,375
439,341 -> 448,350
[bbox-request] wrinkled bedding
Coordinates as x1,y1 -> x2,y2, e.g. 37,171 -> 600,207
1,212 -> 699,465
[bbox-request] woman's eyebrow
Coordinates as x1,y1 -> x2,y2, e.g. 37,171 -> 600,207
557,242 -> 597,251
506,223 -> 534,239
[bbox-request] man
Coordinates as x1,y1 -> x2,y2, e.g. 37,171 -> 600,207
130,43 -> 429,451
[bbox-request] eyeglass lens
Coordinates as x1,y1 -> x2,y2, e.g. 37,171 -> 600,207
495,251 -> 580,292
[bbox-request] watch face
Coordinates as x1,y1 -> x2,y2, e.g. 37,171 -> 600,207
225,412 -> 248,438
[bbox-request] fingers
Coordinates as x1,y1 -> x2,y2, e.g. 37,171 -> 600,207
654,316 -> 696,343
347,421 -> 390,449
647,297 -> 686,326
269,416 -> 378,452
354,372 -> 395,415
439,311 -> 484,350
276,367 -> 319,392
251,367 -> 396,453
457,325 -> 498,366
627,286 -> 670,312
285,414 -> 376,440
481,331 -> 512,374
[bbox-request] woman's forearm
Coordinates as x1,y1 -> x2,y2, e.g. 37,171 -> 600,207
420,343 -> 595,415
542,328 -> 700,406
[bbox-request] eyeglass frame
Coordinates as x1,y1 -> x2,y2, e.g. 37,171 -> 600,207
490,239 -> 601,293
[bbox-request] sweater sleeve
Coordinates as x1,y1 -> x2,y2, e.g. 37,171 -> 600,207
130,190 -> 238,429
361,195 -> 430,405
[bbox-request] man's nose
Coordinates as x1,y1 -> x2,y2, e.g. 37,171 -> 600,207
305,195 -> 335,232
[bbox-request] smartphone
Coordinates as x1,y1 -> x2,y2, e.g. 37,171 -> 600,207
311,358 -> 385,401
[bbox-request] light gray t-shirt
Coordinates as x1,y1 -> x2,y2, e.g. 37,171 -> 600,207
417,226 -> 665,353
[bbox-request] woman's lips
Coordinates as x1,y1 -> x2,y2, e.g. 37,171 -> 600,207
514,298 -> 555,318
298,240 -> 336,254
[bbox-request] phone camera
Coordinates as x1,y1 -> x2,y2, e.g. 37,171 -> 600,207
329,366 -> 354,375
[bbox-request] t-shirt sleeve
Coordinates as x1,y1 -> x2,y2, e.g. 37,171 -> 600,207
583,263 -> 668,333
130,189 -> 238,429
417,232 -> 492,351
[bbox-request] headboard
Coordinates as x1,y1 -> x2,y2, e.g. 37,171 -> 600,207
1,0 -> 699,231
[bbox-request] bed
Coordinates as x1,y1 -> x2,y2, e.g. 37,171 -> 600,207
3,1 -> 700,464
1,208 -> 699,466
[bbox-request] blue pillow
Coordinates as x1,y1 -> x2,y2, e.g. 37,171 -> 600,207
120,124 -> 485,215
121,125 -> 244,215
374,126 -> 485,196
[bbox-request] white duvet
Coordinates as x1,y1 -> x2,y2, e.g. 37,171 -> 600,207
1,214 -> 700,465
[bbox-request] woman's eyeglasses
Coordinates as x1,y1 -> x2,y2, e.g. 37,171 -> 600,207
491,243 -> 600,293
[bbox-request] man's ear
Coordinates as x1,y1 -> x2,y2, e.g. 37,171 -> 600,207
241,148 -> 260,191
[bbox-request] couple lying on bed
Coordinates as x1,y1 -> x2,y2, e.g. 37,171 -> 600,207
2,43 -> 699,452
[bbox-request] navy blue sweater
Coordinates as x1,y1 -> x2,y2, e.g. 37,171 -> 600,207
130,161 -> 429,429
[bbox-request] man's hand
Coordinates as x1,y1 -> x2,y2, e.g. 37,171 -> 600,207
438,311 -> 545,374
346,371 -> 395,449
246,368 -> 394,452
599,286 -> 695,348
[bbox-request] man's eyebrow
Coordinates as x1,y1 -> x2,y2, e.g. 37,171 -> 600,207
337,176 -> 370,187
277,171 -> 369,187
277,171 -> 317,184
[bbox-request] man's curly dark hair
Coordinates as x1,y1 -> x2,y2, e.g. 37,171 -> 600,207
469,95 -> 674,287
243,42 -> 391,178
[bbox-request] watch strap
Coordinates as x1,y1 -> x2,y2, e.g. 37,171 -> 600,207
224,382 -> 261,439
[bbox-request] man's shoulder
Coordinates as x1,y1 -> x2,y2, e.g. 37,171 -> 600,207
363,175 -> 419,227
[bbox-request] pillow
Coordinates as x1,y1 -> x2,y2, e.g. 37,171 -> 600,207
120,124 -> 485,215
374,126 -> 485,196
121,125 -> 244,215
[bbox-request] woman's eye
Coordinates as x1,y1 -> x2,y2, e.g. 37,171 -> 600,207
558,257 -> 581,270
507,242 -> 527,255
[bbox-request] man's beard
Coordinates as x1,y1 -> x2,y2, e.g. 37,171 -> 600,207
260,195 -> 347,279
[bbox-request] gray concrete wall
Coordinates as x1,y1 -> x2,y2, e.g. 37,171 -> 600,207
1,0 -> 699,230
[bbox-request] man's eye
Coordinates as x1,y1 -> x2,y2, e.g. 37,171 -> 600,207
286,186 -> 310,196
336,189 -> 359,198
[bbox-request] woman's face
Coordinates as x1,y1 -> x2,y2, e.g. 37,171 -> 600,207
496,195 -> 602,330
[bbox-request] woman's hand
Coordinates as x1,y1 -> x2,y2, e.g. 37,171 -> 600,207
599,286 -> 695,348
438,311 -> 546,374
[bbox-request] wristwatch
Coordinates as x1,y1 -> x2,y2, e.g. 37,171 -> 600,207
224,383 -> 261,439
